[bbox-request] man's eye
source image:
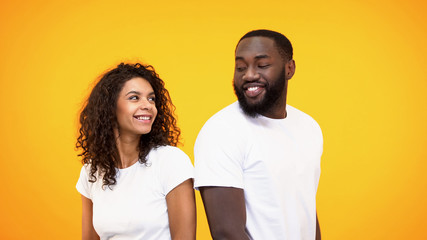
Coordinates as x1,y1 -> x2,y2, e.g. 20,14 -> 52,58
258,64 -> 270,69
236,66 -> 247,72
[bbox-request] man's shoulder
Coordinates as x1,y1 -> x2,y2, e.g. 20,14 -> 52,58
288,105 -> 319,123
204,101 -> 248,127
196,101 -> 251,141
287,104 -> 323,135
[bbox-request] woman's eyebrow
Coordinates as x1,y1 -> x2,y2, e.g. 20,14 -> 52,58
125,90 -> 140,96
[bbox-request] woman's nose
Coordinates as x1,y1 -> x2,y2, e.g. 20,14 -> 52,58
139,99 -> 152,110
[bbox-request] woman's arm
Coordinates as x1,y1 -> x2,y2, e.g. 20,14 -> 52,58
166,179 -> 196,240
81,195 -> 100,240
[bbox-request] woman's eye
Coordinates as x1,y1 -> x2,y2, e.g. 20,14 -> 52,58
148,96 -> 156,102
128,95 -> 139,100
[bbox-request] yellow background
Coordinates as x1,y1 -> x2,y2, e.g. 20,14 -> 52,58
1,0 -> 426,239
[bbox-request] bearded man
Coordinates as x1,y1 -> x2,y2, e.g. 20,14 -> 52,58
194,29 -> 323,240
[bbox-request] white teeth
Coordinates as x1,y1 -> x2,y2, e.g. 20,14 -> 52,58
247,86 -> 259,91
136,116 -> 150,120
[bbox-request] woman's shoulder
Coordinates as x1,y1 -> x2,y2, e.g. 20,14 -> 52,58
150,145 -> 187,156
79,163 -> 91,175
148,145 -> 192,166
79,162 -> 104,181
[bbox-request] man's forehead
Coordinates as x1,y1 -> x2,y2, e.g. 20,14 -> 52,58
235,36 -> 277,57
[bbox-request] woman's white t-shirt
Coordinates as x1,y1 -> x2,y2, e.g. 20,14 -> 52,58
76,146 -> 194,240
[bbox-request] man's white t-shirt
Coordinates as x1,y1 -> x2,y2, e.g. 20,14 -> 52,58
76,146 -> 194,240
194,102 -> 323,240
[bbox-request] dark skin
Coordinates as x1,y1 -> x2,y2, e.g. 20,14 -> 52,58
316,213 -> 321,240
200,187 -> 250,240
200,187 -> 321,240
201,36 -> 321,240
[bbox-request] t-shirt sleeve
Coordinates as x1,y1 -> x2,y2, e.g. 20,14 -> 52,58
76,165 -> 92,199
194,119 -> 246,190
158,147 -> 194,196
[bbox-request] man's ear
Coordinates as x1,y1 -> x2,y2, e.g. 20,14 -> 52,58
285,59 -> 296,80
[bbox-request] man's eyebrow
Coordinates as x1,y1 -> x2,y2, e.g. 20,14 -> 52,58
235,55 -> 270,61
254,54 -> 270,59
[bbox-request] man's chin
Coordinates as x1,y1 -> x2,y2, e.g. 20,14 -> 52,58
243,90 -> 266,103
238,100 -> 263,118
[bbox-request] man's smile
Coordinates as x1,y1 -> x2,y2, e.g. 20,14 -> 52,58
243,82 -> 266,98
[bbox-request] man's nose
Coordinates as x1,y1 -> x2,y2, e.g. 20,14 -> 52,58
242,67 -> 260,81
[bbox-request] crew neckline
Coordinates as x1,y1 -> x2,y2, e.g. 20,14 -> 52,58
116,160 -> 140,172
258,107 -> 292,122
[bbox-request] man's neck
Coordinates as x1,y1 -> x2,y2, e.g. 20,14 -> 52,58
261,95 -> 287,119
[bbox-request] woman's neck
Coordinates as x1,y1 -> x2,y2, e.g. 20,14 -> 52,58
115,130 -> 141,169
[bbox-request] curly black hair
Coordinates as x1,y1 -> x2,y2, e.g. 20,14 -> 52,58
76,63 -> 180,188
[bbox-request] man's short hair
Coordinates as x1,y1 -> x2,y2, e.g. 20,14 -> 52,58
238,29 -> 293,61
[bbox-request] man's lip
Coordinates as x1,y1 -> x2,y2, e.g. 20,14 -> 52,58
244,85 -> 265,98
243,82 -> 266,90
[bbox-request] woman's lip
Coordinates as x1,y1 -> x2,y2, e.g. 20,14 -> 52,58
134,115 -> 152,120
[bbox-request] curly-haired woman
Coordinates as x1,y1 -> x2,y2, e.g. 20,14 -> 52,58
76,63 -> 196,240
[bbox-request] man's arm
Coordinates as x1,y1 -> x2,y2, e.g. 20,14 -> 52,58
316,212 -> 321,240
200,187 -> 250,240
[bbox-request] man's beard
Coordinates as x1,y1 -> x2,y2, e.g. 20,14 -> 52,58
233,69 -> 286,118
